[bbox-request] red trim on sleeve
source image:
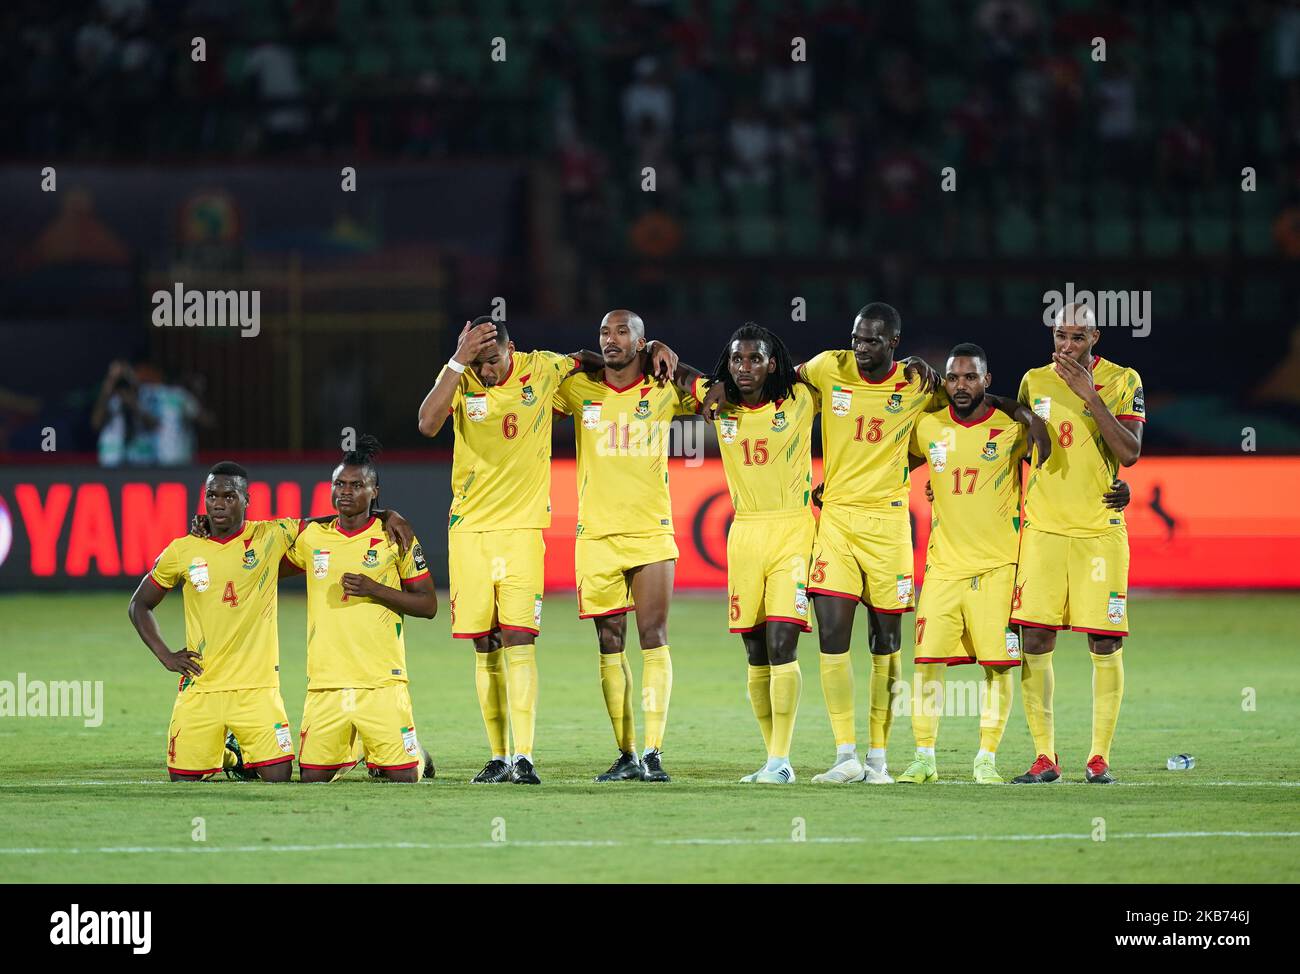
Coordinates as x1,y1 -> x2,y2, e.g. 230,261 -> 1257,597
1009,617 -> 1068,631
366,760 -> 420,771
401,570 -> 431,584
244,754 -> 295,769
1116,414 -> 1145,423
578,606 -> 636,620
147,574 -> 171,591
299,761 -> 359,771
1071,625 -> 1128,637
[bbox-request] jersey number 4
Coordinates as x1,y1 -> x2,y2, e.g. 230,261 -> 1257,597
222,581 -> 239,607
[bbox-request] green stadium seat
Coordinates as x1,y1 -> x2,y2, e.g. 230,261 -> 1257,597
1240,216 -> 1274,257
913,275 -> 946,315
954,280 -> 992,316
1041,206 -> 1087,258
995,206 -> 1037,256
1001,281 -> 1045,318
736,216 -> 778,256
303,46 -> 348,92
1243,279 -> 1283,318
784,213 -> 821,255
354,45 -> 393,80
701,280 -> 733,314
730,182 -> 772,220
1190,215 -> 1231,256
683,180 -> 723,218
779,178 -> 818,219
1094,217 -> 1134,257
688,215 -> 730,255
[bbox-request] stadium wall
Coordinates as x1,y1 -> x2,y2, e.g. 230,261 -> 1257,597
0,458 -> 1296,591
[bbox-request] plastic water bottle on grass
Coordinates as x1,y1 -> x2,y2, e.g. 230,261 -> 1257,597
1166,754 -> 1195,770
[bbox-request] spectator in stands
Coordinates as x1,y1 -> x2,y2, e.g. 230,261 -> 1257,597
243,38 -> 307,152
138,371 -> 211,467
725,99 -> 774,187
622,56 -> 673,145
92,360 -> 158,468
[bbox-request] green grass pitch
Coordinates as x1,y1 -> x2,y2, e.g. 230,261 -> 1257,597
1,591 -> 1297,883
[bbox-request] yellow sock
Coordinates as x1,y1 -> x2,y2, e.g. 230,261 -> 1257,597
769,660 -> 802,759
1089,649 -> 1125,762
1020,650 -> 1055,757
911,662 -> 945,748
979,666 -> 1014,753
599,652 -> 635,753
747,664 -> 773,753
641,646 -> 673,751
475,648 -> 510,757
505,645 -> 538,758
819,651 -> 855,747
869,651 -> 901,750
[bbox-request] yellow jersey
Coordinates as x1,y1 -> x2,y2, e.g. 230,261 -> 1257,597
798,351 -> 942,518
912,404 -> 1027,580
555,370 -> 704,538
149,518 -> 300,692
443,349 -> 577,531
286,517 -> 430,690
716,385 -> 815,515
1017,356 -> 1145,537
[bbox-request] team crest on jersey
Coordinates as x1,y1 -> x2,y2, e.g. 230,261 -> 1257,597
1005,628 -> 1021,659
896,573 -> 914,606
582,400 -> 602,430
312,549 -> 330,579
362,548 -> 379,568
520,385 -> 536,406
634,399 -> 651,419
884,392 -> 904,414
831,386 -> 852,417
981,439 -> 999,461
1107,592 -> 1127,625
1032,396 -> 1051,420
771,410 -> 788,432
188,558 -> 210,592
241,545 -> 258,571
928,440 -> 948,473
465,393 -> 488,422
719,415 -> 738,444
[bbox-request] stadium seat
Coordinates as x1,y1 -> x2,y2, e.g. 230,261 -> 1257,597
688,214 -> 730,255
1190,215 -> 1231,256
913,274 -> 946,315
303,46 -> 348,93
954,280 -> 992,316
995,206 -> 1037,256
1094,217 -> 1134,257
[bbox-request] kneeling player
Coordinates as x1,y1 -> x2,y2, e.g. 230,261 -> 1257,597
708,324 -> 813,783
129,462 -> 300,781
287,437 -> 438,783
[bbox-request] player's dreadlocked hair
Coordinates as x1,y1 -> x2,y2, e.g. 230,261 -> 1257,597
709,322 -> 799,405
341,433 -> 382,485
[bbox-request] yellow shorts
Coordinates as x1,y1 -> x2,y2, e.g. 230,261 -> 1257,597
1011,526 -> 1130,636
915,564 -> 1021,667
448,529 -> 545,639
166,686 -> 293,777
808,505 -> 915,613
727,512 -> 815,633
575,532 -> 679,619
300,684 -> 423,773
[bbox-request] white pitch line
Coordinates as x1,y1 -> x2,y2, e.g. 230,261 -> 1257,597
1,831 -> 1298,856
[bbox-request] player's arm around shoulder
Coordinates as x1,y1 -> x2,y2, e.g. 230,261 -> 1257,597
985,391 -> 1051,468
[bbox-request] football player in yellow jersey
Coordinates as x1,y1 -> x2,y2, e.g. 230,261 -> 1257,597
792,303 -> 1046,785
554,310 -> 706,784
285,437 -> 438,783
1009,303 -> 1145,785
129,461 -> 415,781
417,316 -> 675,785
900,343 -> 1037,785
706,324 -> 813,784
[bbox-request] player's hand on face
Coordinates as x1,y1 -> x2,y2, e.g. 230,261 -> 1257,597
453,320 -> 498,366
1052,353 -> 1096,401
700,381 -> 729,422
382,511 -> 414,554
900,356 -> 939,394
644,340 -> 678,385
923,479 -> 934,503
190,514 -> 211,538
811,482 -> 824,509
1103,477 -> 1131,511
161,649 -> 203,678
341,572 -> 379,598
